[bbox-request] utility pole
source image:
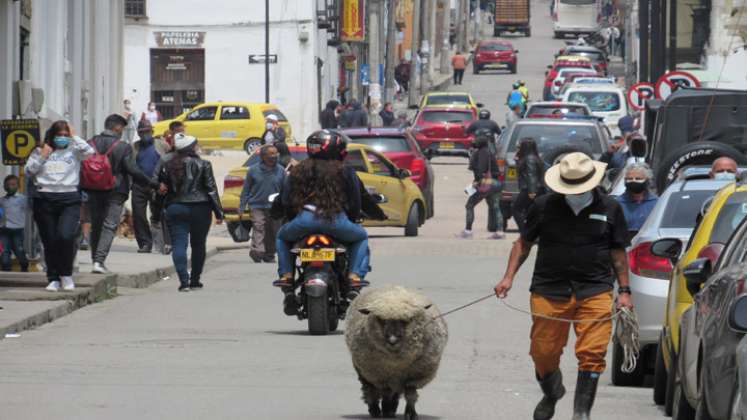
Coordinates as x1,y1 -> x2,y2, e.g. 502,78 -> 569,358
368,0 -> 383,118
426,0 -> 437,86
264,0 -> 270,103
420,0 -> 434,95
408,0 -> 422,106
460,0 -> 469,52
440,0 -> 450,75
384,0 -> 398,103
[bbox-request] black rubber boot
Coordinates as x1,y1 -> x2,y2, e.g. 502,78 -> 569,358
534,370 -> 566,420
571,371 -> 600,420
281,287 -> 297,316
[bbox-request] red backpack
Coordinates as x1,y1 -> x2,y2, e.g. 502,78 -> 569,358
81,140 -> 119,191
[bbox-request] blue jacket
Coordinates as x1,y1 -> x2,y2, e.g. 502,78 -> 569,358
135,138 -> 161,178
616,191 -> 658,231
240,163 -> 285,210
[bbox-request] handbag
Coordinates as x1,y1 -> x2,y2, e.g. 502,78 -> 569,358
227,220 -> 251,243
477,174 -> 502,195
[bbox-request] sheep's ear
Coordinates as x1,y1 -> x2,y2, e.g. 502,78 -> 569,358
358,308 -> 371,315
423,304 -> 432,310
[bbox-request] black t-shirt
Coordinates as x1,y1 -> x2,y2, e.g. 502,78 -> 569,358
466,119 -> 502,137
522,188 -> 630,300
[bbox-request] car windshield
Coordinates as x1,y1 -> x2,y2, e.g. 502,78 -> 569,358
567,91 -> 621,112
479,43 -> 511,52
348,136 -> 410,153
507,124 -> 602,154
425,95 -> 471,106
659,190 -> 717,228
420,111 -> 473,123
711,192 -> 747,243
244,150 -> 308,167
572,51 -> 605,62
528,105 -> 590,116
559,69 -> 597,78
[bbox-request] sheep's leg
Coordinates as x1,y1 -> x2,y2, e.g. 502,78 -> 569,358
381,392 -> 400,418
404,387 -> 419,420
356,369 -> 382,418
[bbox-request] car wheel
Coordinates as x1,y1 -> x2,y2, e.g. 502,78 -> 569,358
473,65 -> 480,75
654,342 -> 668,405
553,31 -> 561,39
654,142 -> 747,193
611,339 -> 646,386
510,64 -> 517,74
243,138 -> 262,155
526,28 -> 531,37
426,188 -> 435,219
404,203 -> 420,237
730,377 -> 743,420
672,353 -> 696,420
666,346 -> 677,415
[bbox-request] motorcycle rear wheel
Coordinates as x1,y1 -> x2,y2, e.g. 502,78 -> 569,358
307,294 -> 330,335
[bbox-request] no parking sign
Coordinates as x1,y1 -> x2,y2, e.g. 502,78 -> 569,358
655,71 -> 701,100
626,82 -> 655,111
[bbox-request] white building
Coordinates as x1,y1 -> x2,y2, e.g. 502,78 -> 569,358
702,0 -> 747,89
123,0 -> 340,140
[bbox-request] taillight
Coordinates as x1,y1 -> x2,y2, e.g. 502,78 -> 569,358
305,235 -> 331,246
497,158 -> 507,182
224,175 -> 244,190
628,242 -> 673,280
410,157 -> 426,177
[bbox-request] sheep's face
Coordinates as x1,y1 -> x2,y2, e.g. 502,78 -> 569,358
358,304 -> 432,355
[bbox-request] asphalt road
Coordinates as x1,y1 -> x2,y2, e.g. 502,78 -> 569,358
0,2 -> 666,419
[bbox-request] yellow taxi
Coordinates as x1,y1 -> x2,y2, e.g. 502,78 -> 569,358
221,144 -> 428,237
651,180 -> 747,412
153,102 -> 293,154
418,92 -> 484,116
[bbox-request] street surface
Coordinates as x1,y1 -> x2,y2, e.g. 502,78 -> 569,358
0,2 -> 664,419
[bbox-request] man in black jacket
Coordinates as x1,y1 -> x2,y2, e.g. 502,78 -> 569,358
340,100 -> 368,128
320,100 -> 339,129
87,114 -> 160,274
459,130 -> 504,240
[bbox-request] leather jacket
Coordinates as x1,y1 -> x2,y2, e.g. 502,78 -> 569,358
517,154 -> 545,194
158,155 -> 224,219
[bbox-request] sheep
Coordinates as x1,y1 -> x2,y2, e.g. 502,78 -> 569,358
345,286 -> 448,420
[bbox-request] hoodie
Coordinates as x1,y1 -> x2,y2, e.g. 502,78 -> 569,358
25,136 -> 94,193
340,101 -> 368,128
320,100 -> 339,129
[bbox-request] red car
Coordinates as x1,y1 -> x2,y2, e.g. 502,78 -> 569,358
409,107 -> 476,158
342,128 -> 435,218
472,40 -> 518,74
543,60 -> 595,100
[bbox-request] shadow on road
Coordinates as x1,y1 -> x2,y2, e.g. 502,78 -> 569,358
264,330 -> 345,336
342,415 -> 442,420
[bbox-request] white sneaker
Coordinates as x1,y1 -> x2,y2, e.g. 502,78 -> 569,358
489,231 -> 506,240
61,276 -> 75,291
92,262 -> 109,274
45,281 -> 61,292
456,230 -> 473,239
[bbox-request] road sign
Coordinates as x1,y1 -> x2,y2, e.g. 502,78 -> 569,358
626,82 -> 655,111
655,71 -> 701,100
360,64 -> 370,86
1,119 -> 40,165
248,54 -> 278,64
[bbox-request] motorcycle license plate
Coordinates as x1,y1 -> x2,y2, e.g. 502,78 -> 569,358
440,142 -> 455,149
300,248 -> 335,262
508,168 -> 517,179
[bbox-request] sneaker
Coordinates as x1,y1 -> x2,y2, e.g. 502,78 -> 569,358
45,281 -> 61,292
92,262 -> 109,274
178,284 -> 190,292
250,251 -> 263,263
272,274 -> 293,288
162,245 -> 172,255
79,238 -> 90,251
456,230 -> 473,239
61,276 -> 75,291
489,231 -> 506,240
137,246 -> 152,254
262,255 -> 276,263
189,281 -> 204,290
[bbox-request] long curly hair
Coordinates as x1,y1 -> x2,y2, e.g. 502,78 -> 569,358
289,158 -> 346,221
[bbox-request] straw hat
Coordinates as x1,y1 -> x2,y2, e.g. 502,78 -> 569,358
544,152 -> 607,195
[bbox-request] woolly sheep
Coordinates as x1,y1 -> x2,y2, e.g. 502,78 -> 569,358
345,286 -> 448,420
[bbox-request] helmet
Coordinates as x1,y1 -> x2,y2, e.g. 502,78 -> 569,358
519,80 -> 526,86
478,109 -> 491,120
512,82 -> 520,89
472,128 -> 493,148
306,130 -> 347,160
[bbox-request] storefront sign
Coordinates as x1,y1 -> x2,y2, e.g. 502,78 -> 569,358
1,119 -> 39,165
341,0 -> 365,42
248,54 -> 278,64
155,31 -> 205,48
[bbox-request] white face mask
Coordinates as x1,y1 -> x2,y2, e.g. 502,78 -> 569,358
565,191 -> 594,215
265,122 -> 274,130
714,171 -> 737,181
149,105 -> 156,112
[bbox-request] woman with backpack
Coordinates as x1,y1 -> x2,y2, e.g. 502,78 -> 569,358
157,134 -> 223,292
25,120 -> 94,291
513,138 -> 546,235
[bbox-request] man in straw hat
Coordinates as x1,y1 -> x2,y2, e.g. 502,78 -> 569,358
494,152 -> 634,420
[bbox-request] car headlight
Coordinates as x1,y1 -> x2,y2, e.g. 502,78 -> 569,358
730,293 -> 747,333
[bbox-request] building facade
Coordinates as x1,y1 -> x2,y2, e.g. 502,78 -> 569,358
123,0 -> 340,140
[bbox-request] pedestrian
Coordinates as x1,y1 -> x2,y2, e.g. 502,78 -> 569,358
78,192 -> 91,250
84,114 -> 160,274
340,100 -> 368,128
131,120 -> 162,254
505,103 -> 523,130
494,152 -> 633,420
239,145 -> 285,263
379,102 -> 395,127
320,100 -> 339,129
616,163 -> 658,241
513,138 -> 545,236
162,120 -> 185,154
25,120 -> 94,291
451,51 -> 467,85
121,99 -> 139,144
261,114 -> 287,146
395,60 -> 411,93
458,130 -> 504,240
600,132 -> 644,170
390,111 -> 410,128
617,111 -> 639,136
140,102 -> 162,125
610,26 -> 621,56
0,175 -> 29,272
158,134 -> 224,292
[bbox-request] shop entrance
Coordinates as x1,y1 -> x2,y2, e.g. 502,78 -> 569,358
150,49 -> 205,119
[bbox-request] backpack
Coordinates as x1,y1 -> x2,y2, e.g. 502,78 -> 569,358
81,139 -> 119,191
508,90 -> 525,108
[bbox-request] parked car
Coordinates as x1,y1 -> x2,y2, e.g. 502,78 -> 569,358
650,179 -> 747,415
525,101 -> 592,118
549,67 -> 599,99
409,106 -> 476,158
558,77 -> 616,98
543,56 -> 594,100
153,101 -> 293,154
557,45 -> 609,75
417,92 -> 484,116
562,84 -> 628,137
341,127 -> 435,219
222,144 -> 428,238
473,40 -> 518,74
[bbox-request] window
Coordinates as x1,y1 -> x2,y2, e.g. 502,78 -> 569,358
186,106 -> 217,121
479,43 -> 511,52
366,152 -> 394,177
567,91 -> 621,112
420,111 -> 473,123
348,136 -> 410,153
711,193 -> 747,244
659,191 -> 716,229
508,124 -> 603,154
344,150 -> 369,173
221,106 -> 250,120
263,109 -> 288,122
528,105 -> 590,116
425,95 -> 471,106
125,0 -> 146,17
559,0 -> 595,4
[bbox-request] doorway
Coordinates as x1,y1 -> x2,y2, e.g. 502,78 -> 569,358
150,49 -> 205,119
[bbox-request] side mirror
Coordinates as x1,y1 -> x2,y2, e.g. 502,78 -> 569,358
476,103 -> 485,108
398,168 -> 412,179
729,295 -> 747,332
514,50 -> 520,53
683,258 -> 712,297
650,238 -> 683,263
371,193 -> 388,204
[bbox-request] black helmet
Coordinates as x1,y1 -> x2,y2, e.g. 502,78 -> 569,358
306,130 -> 347,160
472,128 -> 493,148
478,109 -> 491,120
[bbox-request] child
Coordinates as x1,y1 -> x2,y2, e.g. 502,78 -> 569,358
0,175 -> 29,271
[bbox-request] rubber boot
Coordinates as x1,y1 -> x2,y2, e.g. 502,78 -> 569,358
571,371 -> 600,420
534,370 -> 566,420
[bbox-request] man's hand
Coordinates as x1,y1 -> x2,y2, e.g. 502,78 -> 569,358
41,144 -> 54,159
215,218 -> 224,225
607,142 -> 622,154
158,183 -> 168,195
617,293 -> 634,310
528,193 -> 536,200
494,277 -> 513,299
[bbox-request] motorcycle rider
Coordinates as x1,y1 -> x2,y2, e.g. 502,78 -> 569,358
518,80 -> 530,102
507,83 -> 527,114
466,109 -> 502,154
273,130 -> 385,314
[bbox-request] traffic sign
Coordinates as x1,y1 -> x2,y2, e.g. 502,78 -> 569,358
627,82 -> 655,111
655,71 -> 701,100
1,119 -> 40,165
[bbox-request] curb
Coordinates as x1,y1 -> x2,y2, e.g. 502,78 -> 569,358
116,247 -> 225,288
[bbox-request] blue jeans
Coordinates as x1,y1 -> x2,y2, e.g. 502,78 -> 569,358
276,211 -> 369,278
166,203 -> 212,285
0,228 -> 28,271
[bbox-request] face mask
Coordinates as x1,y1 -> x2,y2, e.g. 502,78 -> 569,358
565,191 -> 594,215
149,105 -> 156,111
5,187 -> 17,196
625,180 -> 648,194
53,136 -> 71,149
714,171 -> 737,181
265,122 -> 274,130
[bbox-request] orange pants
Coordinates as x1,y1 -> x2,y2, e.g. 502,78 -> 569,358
529,292 -> 613,377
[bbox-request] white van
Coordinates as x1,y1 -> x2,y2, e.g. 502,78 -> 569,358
561,84 -> 627,137
552,0 -> 600,38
